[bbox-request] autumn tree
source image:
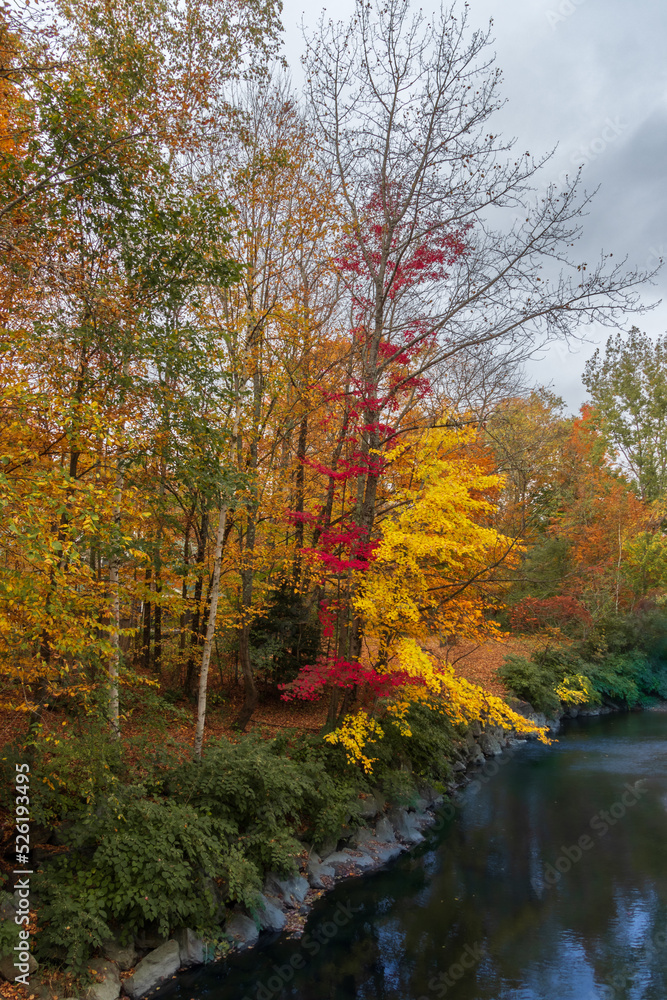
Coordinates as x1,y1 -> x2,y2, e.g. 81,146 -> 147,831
583,327 -> 667,502
302,0 -> 650,677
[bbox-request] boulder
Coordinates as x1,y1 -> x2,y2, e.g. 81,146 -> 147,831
368,843 -> 403,864
322,850 -> 376,870
0,897 -> 16,921
478,732 -> 503,757
467,744 -> 485,766
388,808 -> 424,844
225,913 -> 259,951
417,783 -> 443,806
351,827 -> 374,847
254,894 -> 287,933
375,815 -> 396,843
101,938 -> 137,972
123,941 -> 180,999
357,793 -> 378,820
307,859 -> 335,888
315,836 -> 339,859
83,959 -> 120,1000
263,874 -> 309,909
0,951 -> 38,982
173,928 -> 205,968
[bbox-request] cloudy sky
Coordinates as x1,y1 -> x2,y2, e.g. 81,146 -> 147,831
279,0 -> 667,412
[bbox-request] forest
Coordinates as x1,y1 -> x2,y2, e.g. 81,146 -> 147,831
1,0 -> 666,989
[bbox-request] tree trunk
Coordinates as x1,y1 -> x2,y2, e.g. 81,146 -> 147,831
141,561 -> 152,672
185,507 -> 209,694
194,506 -> 227,758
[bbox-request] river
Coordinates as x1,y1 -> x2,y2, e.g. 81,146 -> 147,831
163,710 -> 667,1000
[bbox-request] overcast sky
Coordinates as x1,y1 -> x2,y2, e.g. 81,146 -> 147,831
279,0 -> 667,413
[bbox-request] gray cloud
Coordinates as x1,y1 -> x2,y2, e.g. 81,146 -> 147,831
281,0 -> 667,411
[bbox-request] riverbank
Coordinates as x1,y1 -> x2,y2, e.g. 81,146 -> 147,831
0,669 -> 658,1000
0,697 -> 545,1000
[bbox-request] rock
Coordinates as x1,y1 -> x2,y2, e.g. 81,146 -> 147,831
83,959 -> 120,1000
101,938 -> 137,972
263,874 -> 309,909
375,815 -> 396,843
254,894 -> 287,933
0,951 -> 39,982
173,928 -> 205,968
470,720 -> 482,737
307,859 -> 335,888
478,732 -> 503,757
315,836 -> 339,859
322,850 -> 356,866
323,850 -> 376,869
452,761 -> 466,772
123,941 -> 180,1000
369,843 -> 404,864
357,793 -> 379,820
351,827 -> 374,847
225,913 -> 259,951
0,897 -> 16,921
417,783 -> 441,805
388,808 -> 424,844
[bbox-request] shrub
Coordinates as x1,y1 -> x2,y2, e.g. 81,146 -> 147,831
497,653 -> 564,715
34,788 -> 234,972
167,733 -> 322,873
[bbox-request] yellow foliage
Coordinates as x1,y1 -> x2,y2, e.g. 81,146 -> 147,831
356,425 -> 517,650
324,709 -> 385,773
555,674 -> 590,706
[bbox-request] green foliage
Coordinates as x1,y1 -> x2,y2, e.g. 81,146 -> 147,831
249,586 -> 321,687
167,733 -> 318,873
583,327 -> 667,502
376,702 -> 455,786
0,907 -> 21,954
499,608 -> 667,713
34,789 -> 229,972
498,653 -> 566,716
0,724 -> 123,827
275,733 -> 366,848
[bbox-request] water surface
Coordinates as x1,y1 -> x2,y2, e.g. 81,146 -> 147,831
164,711 -> 667,1000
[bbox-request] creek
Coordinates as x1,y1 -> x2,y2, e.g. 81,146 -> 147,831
163,710 -> 667,1000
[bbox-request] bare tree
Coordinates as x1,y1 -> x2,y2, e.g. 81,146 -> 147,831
303,0 -> 655,660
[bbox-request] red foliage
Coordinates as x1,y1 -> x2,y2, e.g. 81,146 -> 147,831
510,596 -> 592,634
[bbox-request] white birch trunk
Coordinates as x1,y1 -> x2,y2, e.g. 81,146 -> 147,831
108,471 -> 122,739
194,505 -> 227,758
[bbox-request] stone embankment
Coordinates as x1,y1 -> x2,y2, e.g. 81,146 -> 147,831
0,702 -> 613,1000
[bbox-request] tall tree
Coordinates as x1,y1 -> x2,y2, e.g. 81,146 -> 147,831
303,0 -> 650,673
583,327 -> 667,501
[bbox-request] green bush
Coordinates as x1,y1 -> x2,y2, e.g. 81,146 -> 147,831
34,786 -> 253,972
167,733 -> 322,872
497,653 -> 565,715
498,609 -> 667,712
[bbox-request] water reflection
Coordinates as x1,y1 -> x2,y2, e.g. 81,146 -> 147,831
161,712 -> 667,1000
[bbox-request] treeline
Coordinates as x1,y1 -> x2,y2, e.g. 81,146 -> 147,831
0,0 -> 660,760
